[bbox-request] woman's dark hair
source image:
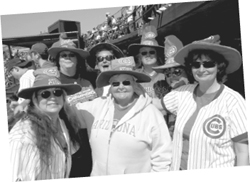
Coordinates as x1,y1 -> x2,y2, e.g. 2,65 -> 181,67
184,49 -> 228,83
55,52 -> 97,87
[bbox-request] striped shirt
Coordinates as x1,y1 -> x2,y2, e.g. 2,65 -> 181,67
17,70 -> 35,103
162,84 -> 248,170
9,118 -> 72,181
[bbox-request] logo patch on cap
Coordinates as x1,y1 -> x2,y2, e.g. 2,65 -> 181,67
48,78 -> 61,85
165,45 -> 177,58
42,67 -> 59,77
144,32 -> 156,39
142,40 -> 154,46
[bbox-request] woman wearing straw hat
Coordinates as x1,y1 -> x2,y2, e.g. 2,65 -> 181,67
9,74 -> 82,181
153,35 -> 189,138
154,35 -> 249,170
75,56 -> 172,175
49,40 -> 97,177
128,25 -> 169,100
87,42 -> 125,97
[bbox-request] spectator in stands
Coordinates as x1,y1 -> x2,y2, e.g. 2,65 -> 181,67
27,43 -> 53,69
49,39 -> 97,177
152,35 -> 189,138
128,25 -> 169,100
6,58 -> 35,106
88,42 -> 125,97
9,74 -> 82,180
74,56 -> 172,175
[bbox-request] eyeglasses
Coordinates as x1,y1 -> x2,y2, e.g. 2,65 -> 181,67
39,89 -> 63,99
111,80 -> 131,87
59,53 -> 76,58
191,61 -> 216,69
165,69 -> 183,77
140,50 -> 156,56
96,55 -> 115,63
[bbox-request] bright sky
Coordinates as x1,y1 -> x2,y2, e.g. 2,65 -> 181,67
1,6 -> 121,38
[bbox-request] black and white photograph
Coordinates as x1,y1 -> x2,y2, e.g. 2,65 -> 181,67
0,0 -> 249,181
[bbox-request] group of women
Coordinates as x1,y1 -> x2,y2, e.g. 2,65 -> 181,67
8,25 -> 249,181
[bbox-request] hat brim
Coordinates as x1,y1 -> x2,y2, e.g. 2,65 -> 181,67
175,43 -> 242,74
48,47 -> 89,60
88,43 -> 125,68
18,83 -> 82,99
153,62 -> 181,72
96,70 -> 151,88
128,44 -> 164,57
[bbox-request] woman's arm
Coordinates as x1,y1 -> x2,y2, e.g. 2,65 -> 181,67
234,140 -> 249,166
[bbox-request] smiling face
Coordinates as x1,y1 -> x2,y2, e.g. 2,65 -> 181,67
109,74 -> 135,106
36,88 -> 64,117
138,47 -> 158,66
191,55 -> 218,84
96,50 -> 115,72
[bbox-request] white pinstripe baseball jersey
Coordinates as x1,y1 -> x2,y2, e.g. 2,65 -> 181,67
162,84 -> 248,170
9,118 -> 72,181
17,70 -> 35,103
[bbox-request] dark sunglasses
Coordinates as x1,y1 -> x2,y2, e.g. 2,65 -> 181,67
191,61 -> 216,69
96,55 -> 115,63
60,53 -> 76,58
140,50 -> 156,56
111,80 -> 131,87
165,69 -> 183,77
39,89 -> 63,99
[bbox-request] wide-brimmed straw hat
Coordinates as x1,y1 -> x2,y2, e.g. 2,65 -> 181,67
96,56 -> 151,88
18,74 -> 81,99
128,25 -> 164,58
175,35 -> 242,74
88,42 -> 125,68
153,35 -> 183,72
48,39 -> 89,60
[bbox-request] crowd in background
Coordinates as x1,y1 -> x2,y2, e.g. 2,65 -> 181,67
83,4 -> 171,50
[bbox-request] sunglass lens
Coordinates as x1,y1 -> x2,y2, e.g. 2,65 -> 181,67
111,82 -> 120,87
123,81 -> 131,86
141,52 -> 147,56
203,62 -> 216,68
53,89 -> 63,97
149,51 -> 155,55
41,91 -> 51,99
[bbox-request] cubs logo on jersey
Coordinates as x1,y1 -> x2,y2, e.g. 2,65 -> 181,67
203,114 -> 226,139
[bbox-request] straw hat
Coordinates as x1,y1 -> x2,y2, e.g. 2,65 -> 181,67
175,35 -> 242,74
18,74 -> 81,99
96,56 -> 151,88
153,35 -> 183,72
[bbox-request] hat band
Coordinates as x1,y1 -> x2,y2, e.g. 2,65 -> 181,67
113,67 -> 134,71
141,40 -> 157,46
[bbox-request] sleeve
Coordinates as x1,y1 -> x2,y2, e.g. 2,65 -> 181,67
162,89 -> 179,115
9,140 -> 40,181
149,107 -> 172,172
228,95 -> 248,142
74,99 -> 99,129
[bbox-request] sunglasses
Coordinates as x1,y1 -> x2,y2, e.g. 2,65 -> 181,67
191,61 -> 216,69
111,80 -> 132,87
96,55 -> 115,63
165,69 -> 183,77
140,50 -> 156,56
39,89 -> 63,99
60,53 -> 76,58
